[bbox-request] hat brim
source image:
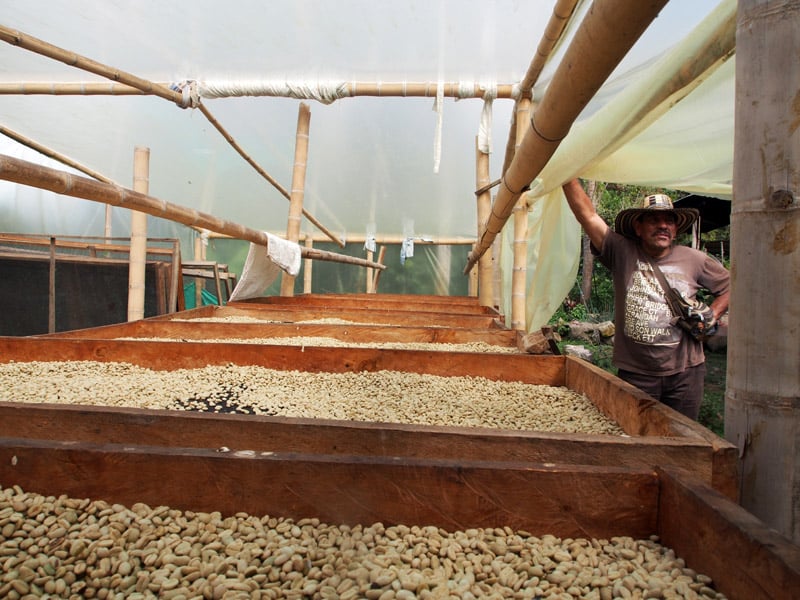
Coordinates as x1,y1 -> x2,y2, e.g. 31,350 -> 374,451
614,207 -> 699,238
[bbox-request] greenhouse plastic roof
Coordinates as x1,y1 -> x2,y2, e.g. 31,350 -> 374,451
0,0 -> 735,327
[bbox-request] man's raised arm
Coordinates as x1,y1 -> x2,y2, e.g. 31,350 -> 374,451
562,178 -> 609,251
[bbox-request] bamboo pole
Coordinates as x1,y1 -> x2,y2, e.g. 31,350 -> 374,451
475,137 -> 493,307
511,99 -> 532,331
193,235 -> 204,308
366,249 -> 375,294
0,81 -> 518,101
128,147 -> 149,321
467,252 -> 478,297
48,236 -> 56,334
371,245 -> 387,293
1,124 -> 117,235
492,236 -> 503,311
465,0 -> 668,274
0,154 -> 385,271
205,231 -> 477,246
0,24 -> 341,247
501,0 -> 580,174
727,0 -> 800,544
197,104 -> 342,248
0,25 -> 186,107
303,236 -> 313,293
280,103 -> 310,296
0,125 -> 113,184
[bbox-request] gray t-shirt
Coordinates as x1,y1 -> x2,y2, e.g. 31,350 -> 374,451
596,231 -> 730,376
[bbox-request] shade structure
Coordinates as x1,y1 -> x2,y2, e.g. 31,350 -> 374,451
0,0 -> 732,329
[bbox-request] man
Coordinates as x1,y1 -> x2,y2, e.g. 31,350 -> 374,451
562,179 -> 730,420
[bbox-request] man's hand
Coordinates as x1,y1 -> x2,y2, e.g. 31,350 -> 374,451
672,291 -> 718,339
693,303 -> 717,329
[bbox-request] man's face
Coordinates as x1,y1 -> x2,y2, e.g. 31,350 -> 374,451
634,212 -> 677,257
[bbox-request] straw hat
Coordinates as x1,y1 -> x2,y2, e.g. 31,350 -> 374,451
614,193 -> 699,238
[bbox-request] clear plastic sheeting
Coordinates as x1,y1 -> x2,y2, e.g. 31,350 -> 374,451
515,0 -> 735,329
0,0 -> 732,330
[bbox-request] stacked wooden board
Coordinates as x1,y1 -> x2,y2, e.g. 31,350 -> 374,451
1,293 -> 798,598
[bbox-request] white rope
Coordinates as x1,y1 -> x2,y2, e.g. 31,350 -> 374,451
478,81 -> 498,154
169,80 -> 200,108
456,81 -> 475,100
432,80 -> 444,173
197,79 -> 351,104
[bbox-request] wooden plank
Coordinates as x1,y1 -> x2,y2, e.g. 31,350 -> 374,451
566,356 -> 739,501
0,436 -> 659,538
244,294 -> 501,316
0,402 -> 716,485
290,292 -> 487,306
0,232 -> 178,258
0,337 -> 565,383
41,319 -> 520,347
657,466 -> 800,600
222,303 -> 503,328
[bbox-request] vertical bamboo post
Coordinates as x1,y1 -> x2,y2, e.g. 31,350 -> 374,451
127,147 -> 149,322
280,102 -> 311,296
48,236 -> 56,333
492,237 -> 503,311
104,206 -> 112,238
193,233 -> 204,308
726,0 -> 800,544
510,99 -> 532,331
475,137 -> 492,305
467,252 -> 478,296
366,249 -> 375,294
372,245 -> 387,292
303,236 -> 313,293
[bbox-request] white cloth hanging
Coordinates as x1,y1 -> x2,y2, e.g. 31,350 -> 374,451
228,233 -> 302,301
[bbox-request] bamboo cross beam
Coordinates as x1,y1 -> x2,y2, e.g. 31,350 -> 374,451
0,25 -> 187,107
1,124 -> 114,184
0,25 -> 343,247
0,81 -> 519,101
465,0 -> 668,275
0,153 -> 386,271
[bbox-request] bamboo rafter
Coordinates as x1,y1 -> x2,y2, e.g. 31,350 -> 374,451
501,0 -> 581,175
0,124 -> 114,184
0,24 -> 342,246
0,26 -> 186,106
465,0 -> 669,274
0,154 -> 386,271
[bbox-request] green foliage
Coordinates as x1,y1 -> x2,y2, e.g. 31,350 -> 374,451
699,350 -> 726,437
548,297 -> 591,337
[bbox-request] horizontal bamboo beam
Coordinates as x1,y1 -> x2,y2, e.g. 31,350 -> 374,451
465,0 -> 668,274
0,154 -> 385,270
203,230 -> 477,246
0,26 -> 341,246
0,25 -> 186,107
0,81 -> 520,101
